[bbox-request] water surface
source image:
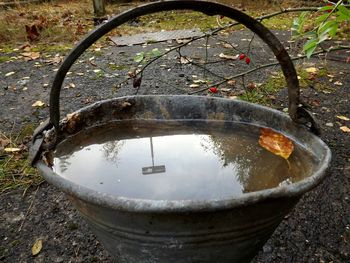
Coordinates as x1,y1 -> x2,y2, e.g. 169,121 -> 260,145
53,120 -> 316,201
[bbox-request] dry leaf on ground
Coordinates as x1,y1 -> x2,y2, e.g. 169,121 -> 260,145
32,101 -> 45,107
4,147 -> 21,153
219,53 -> 239,60
227,80 -> 236,86
32,239 -> 42,256
259,128 -> 294,159
5,72 -> 15,77
336,115 -> 350,121
180,56 -> 192,64
21,52 -> 40,61
64,83 -> 76,89
340,126 -> 350,133
305,67 -> 318,73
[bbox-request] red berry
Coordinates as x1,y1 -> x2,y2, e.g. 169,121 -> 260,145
239,54 -> 246,60
245,57 -> 251,65
209,87 -> 218,93
326,3 -> 333,13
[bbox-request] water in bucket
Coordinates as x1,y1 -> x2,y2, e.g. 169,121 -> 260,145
52,120 -> 317,201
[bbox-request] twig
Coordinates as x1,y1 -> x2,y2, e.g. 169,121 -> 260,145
18,185 -> 40,232
204,35 -> 209,77
188,45 -> 350,94
113,5 -> 346,91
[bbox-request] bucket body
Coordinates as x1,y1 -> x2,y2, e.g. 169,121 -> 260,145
36,95 -> 331,263
70,195 -> 299,263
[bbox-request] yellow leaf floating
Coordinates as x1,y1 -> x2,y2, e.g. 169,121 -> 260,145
259,128 -> 294,160
31,239 -> 42,256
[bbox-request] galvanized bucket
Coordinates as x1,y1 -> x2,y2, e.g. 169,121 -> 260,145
30,1 -> 331,262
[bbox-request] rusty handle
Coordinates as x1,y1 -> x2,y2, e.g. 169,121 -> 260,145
49,0 -> 311,132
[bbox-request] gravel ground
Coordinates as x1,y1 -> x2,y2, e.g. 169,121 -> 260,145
0,28 -> 349,263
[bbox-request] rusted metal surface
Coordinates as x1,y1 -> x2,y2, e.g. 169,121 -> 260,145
109,28 -> 203,46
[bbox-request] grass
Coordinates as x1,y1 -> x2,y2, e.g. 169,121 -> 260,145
0,0 -> 348,53
0,124 -> 43,193
0,56 -> 12,63
239,65 -> 330,106
0,0 -> 308,53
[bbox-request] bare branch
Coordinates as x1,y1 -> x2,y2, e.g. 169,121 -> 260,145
188,45 -> 350,95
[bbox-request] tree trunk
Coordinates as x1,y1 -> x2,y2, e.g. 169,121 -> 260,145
93,0 -> 106,18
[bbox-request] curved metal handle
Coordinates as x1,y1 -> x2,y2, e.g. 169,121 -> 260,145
50,0 -> 304,130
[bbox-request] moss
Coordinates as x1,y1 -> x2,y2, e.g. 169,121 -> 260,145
108,64 -> 127,71
261,13 -> 297,30
0,124 -> 42,193
0,56 -> 12,63
67,222 -> 79,230
239,65 -> 330,105
31,44 -> 73,53
139,11 -> 219,32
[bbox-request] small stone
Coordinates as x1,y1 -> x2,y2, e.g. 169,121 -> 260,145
326,122 -> 334,127
263,245 -> 272,253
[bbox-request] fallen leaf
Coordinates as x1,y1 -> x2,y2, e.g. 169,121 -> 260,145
189,84 -> 200,88
5,72 -> 15,77
222,43 -> 233,49
227,80 -> 236,86
305,67 -> 318,73
193,79 -> 206,84
25,24 -> 40,41
0,138 -> 10,147
45,55 -> 63,65
340,126 -> 350,133
334,81 -> 343,86
21,52 -> 40,61
219,53 -> 239,60
120,101 -> 131,109
180,56 -> 192,64
32,101 -> 45,107
259,128 -> 294,159
64,83 -> 76,89
4,147 -> 21,153
220,88 -> 231,92
31,239 -> 42,256
336,115 -> 349,121
247,82 -> 256,91
176,39 -> 189,44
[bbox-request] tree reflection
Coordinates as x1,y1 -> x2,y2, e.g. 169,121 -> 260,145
200,132 -> 293,193
102,140 -> 126,165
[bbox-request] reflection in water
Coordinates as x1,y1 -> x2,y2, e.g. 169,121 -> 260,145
102,140 -> 125,164
53,120 -> 316,201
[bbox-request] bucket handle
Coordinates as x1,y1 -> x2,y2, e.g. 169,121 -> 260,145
39,1 -> 321,148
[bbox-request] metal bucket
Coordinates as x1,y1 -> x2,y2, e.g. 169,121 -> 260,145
30,1 -> 331,262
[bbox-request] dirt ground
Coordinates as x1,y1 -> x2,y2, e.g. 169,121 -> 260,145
0,24 -> 350,263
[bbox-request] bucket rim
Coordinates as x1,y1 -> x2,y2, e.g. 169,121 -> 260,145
35,95 -> 332,213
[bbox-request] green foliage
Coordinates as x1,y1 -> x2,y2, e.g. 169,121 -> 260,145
133,48 -> 162,64
292,0 -> 350,58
